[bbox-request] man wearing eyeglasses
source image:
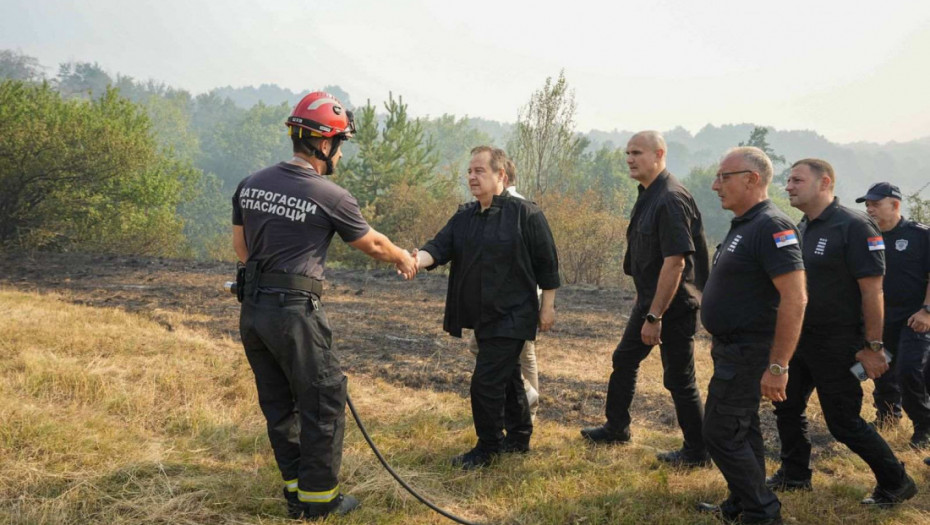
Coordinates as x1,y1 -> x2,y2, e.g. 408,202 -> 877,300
767,160 -> 917,507
697,147 -> 807,525
581,131 -> 711,469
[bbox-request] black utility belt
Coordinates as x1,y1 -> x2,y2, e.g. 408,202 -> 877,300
250,291 -> 322,311
237,260 -> 323,302
255,273 -> 323,296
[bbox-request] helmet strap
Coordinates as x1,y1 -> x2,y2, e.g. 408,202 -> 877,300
295,137 -> 333,175
293,131 -> 346,176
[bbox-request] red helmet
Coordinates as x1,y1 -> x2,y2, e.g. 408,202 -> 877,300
286,91 -> 355,139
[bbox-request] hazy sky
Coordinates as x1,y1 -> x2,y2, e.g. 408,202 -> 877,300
3,0 -> 929,144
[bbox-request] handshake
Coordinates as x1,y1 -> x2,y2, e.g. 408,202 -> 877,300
394,248 -> 433,281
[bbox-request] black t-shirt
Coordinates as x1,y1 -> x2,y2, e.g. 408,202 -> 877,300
232,162 -> 370,280
799,198 -> 884,329
701,200 -> 805,336
622,171 -> 709,315
882,217 -> 930,324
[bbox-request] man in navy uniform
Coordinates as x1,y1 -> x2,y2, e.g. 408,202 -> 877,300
697,147 -> 807,525
858,182 -> 930,448
768,160 -> 917,507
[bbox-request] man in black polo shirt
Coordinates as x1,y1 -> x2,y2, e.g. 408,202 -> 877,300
858,182 -> 930,448
580,131 -> 711,468
415,146 -> 560,469
768,159 -> 917,507
697,147 -> 807,525
233,92 -> 417,519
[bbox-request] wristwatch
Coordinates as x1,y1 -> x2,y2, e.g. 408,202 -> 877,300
644,313 -> 662,324
768,363 -> 789,376
868,340 -> 884,353
923,304 -> 930,314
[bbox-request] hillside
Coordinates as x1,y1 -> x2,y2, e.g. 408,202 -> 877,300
587,124 -> 930,208
1,252 -> 929,524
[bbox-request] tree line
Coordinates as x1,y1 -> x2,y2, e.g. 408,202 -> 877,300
2,50 -> 926,285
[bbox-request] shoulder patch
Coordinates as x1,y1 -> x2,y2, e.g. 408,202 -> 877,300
773,230 -> 799,248
867,236 -> 885,251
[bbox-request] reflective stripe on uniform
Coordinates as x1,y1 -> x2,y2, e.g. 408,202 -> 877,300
284,478 -> 298,492
298,485 -> 339,503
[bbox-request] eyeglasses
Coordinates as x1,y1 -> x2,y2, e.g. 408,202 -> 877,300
714,170 -> 753,182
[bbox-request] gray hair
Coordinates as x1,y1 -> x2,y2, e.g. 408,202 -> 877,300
723,146 -> 773,186
470,145 -> 509,174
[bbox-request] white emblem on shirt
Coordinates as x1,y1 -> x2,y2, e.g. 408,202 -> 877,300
726,234 -> 743,253
895,239 -> 908,251
814,237 -> 828,256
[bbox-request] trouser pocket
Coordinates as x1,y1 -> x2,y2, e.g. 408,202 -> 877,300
713,402 -> 752,442
315,374 -> 347,426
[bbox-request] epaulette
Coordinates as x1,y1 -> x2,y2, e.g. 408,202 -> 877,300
908,221 -> 930,231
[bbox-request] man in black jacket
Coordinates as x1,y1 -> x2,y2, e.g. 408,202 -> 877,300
414,146 -> 560,469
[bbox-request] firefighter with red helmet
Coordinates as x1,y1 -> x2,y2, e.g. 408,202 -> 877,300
232,91 -> 417,519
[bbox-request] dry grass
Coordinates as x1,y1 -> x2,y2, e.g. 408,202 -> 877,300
1,285 -> 930,524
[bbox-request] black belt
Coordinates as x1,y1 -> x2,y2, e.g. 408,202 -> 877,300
712,332 -> 772,345
255,273 -> 323,296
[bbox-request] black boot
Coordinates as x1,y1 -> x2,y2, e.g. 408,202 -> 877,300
283,488 -> 302,519
580,425 -> 630,444
302,494 -> 360,520
861,474 -> 918,507
451,447 -> 498,470
765,468 -> 812,492
656,448 -> 712,468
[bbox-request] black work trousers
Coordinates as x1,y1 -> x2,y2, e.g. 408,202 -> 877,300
472,336 -> 532,452
605,306 -> 705,455
240,292 -> 347,503
872,321 -> 930,436
772,330 -> 907,489
703,336 -> 781,522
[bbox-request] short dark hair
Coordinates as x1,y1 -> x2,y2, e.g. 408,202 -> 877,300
792,158 -> 836,189
470,146 -> 509,174
291,135 -> 328,156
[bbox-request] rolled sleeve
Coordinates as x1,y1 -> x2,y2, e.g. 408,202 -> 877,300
658,197 -> 696,258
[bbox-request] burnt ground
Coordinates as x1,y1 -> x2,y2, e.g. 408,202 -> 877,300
0,251 -> 837,456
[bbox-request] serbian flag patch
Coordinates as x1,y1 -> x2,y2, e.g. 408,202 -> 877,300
867,236 -> 885,251
773,230 -> 799,248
